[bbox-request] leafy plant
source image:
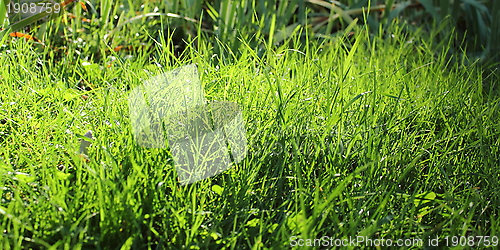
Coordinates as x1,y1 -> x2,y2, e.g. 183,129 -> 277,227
304,0 -> 500,65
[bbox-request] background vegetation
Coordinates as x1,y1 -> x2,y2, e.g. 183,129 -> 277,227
0,0 -> 499,249
1,0 -> 499,64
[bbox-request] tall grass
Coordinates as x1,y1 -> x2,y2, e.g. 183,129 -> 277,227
0,15 -> 499,249
0,0 -> 9,42
3,0 -> 498,68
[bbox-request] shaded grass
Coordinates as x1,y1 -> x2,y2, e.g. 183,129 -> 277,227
0,24 -> 499,249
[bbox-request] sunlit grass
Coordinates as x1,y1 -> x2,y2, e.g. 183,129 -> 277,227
0,22 -> 499,249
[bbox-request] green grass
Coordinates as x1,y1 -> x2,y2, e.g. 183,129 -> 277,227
0,21 -> 499,250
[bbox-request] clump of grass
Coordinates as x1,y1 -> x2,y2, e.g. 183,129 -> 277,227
0,20 -> 499,249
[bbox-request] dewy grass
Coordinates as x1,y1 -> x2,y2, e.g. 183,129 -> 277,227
0,25 -> 499,249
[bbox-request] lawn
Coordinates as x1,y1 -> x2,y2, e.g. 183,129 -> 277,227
0,5 -> 499,249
